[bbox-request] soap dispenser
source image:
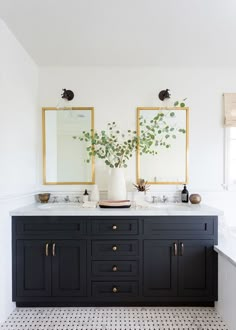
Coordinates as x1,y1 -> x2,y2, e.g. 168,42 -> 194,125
181,185 -> 189,203
82,189 -> 89,203
90,184 -> 100,202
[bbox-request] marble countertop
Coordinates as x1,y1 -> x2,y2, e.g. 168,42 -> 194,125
10,202 -> 223,216
214,227 -> 236,267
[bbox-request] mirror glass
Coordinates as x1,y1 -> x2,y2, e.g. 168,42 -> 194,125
137,107 -> 189,184
43,107 -> 95,184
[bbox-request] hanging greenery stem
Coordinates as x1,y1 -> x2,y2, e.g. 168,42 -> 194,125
75,112 -> 185,168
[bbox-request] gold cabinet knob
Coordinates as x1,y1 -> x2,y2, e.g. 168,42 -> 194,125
112,225 -> 118,230
112,265 -> 118,272
112,245 -> 118,251
112,287 -> 118,293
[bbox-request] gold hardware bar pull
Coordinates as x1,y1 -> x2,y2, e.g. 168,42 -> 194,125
173,242 -> 177,256
180,242 -> 184,256
52,243 -> 56,257
45,243 -> 49,257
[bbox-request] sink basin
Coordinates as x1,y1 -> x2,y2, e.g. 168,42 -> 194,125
38,203 -> 82,209
148,203 -> 190,210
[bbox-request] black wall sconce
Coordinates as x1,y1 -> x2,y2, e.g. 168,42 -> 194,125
61,89 -> 74,101
159,89 -> 171,101
56,89 -> 74,109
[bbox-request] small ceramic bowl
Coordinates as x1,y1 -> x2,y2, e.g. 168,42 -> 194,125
189,193 -> 201,204
38,193 -> 51,203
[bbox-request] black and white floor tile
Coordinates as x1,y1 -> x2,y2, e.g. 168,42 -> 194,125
0,307 -> 229,330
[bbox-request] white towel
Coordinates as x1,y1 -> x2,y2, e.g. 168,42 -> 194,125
82,201 -> 97,208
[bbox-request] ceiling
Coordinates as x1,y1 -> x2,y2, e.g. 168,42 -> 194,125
1,0 -> 236,66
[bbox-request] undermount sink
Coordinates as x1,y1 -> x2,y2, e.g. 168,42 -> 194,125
148,203 -> 190,209
38,203 -> 82,209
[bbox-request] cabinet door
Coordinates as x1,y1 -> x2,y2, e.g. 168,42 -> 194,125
143,240 -> 178,296
178,240 -> 214,297
52,240 -> 86,296
16,240 -> 51,297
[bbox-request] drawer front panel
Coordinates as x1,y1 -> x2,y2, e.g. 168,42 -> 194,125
15,217 -> 86,235
92,240 -> 139,258
92,261 -> 138,277
144,217 -> 215,236
92,281 -> 138,298
91,219 -> 138,235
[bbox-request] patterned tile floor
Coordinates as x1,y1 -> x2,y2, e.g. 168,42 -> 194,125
0,307 -> 229,330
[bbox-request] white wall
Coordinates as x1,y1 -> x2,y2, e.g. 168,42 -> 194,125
0,20 -> 39,323
39,66 -> 235,192
38,66 -> 229,191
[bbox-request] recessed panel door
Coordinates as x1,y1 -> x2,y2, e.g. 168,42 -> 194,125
178,240 -> 214,297
16,240 -> 51,297
143,240 -> 178,297
52,240 -> 86,296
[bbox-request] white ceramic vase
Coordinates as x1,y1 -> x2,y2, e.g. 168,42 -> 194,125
107,168 -> 127,200
90,184 -> 100,202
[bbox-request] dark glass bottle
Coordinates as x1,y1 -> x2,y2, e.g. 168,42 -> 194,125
82,189 -> 89,202
181,185 -> 189,203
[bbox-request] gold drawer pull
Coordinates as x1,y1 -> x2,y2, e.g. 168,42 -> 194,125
112,287 -> 118,293
180,242 -> 184,256
52,243 -> 56,257
112,225 -> 118,230
173,242 -> 177,257
112,245 -> 118,251
112,265 -> 118,272
45,243 -> 49,257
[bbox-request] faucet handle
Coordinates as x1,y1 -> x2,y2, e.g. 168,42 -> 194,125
52,196 -> 58,203
152,196 -> 158,203
162,195 -> 168,203
75,196 -> 80,203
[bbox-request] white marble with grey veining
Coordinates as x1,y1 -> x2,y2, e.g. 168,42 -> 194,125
10,202 -> 223,216
214,226 -> 236,267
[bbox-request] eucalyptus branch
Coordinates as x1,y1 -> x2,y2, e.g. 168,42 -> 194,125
76,112 -> 186,168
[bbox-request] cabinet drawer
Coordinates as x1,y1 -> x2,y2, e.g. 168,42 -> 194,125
144,217 -> 215,237
92,281 -> 138,298
92,261 -> 138,277
92,240 -> 138,259
91,218 -> 138,235
14,217 -> 86,236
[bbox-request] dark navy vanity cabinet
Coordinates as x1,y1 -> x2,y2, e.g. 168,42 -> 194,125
12,215 -> 218,306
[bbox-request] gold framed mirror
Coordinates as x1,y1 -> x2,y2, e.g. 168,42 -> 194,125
42,107 -> 95,185
136,107 -> 189,184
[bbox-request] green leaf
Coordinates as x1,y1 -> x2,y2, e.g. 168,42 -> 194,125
174,101 -> 179,106
180,102 -> 185,107
170,112 -> 175,117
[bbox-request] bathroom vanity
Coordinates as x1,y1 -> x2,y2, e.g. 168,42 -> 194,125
11,204 -> 220,307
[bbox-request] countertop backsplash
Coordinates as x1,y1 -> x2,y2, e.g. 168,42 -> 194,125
35,190 -> 182,204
